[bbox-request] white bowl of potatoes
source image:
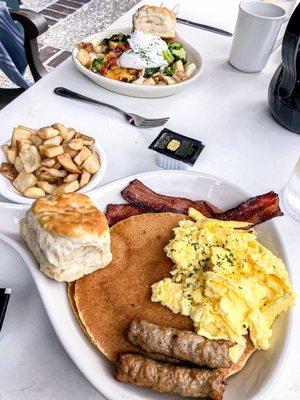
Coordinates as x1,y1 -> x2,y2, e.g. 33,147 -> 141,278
0,124 -> 107,204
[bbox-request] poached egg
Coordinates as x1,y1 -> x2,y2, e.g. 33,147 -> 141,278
118,29 -> 168,70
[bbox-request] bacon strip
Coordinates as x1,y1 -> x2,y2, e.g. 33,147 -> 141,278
121,179 -> 214,217
106,181 -> 283,227
216,191 -> 283,225
105,204 -> 148,227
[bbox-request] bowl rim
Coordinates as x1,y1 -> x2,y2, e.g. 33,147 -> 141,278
72,26 -> 203,91
0,139 -> 107,205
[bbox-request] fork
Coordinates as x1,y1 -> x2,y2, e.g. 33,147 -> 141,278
54,87 -> 169,128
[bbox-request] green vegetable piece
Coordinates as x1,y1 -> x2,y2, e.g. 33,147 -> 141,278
109,40 -> 119,50
92,58 -> 105,72
162,49 -> 174,64
168,42 -> 183,51
109,33 -> 127,43
171,48 -> 187,63
101,38 -> 109,46
143,67 -> 160,78
164,64 -> 175,76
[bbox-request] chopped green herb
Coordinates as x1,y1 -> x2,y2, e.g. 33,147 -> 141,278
144,67 -> 160,78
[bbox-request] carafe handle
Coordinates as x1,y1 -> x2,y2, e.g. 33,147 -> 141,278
278,3 -> 300,98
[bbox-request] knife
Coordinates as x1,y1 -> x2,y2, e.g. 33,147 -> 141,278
177,17 -> 233,37
0,288 -> 11,333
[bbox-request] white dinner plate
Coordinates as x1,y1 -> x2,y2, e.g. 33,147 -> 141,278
72,28 -> 203,98
0,139 -> 107,205
0,170 -> 294,400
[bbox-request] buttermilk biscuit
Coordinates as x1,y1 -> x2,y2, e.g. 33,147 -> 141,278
19,193 -> 112,282
133,5 -> 176,39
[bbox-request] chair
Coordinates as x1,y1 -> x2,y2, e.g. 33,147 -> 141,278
0,9 -> 48,110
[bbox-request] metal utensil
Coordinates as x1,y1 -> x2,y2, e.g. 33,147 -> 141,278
177,17 -> 233,37
0,288 -> 11,333
54,87 -> 169,128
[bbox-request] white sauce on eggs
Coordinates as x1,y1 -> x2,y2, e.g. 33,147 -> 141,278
118,30 -> 168,70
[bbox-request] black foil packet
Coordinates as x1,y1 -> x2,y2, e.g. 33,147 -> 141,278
149,128 -> 205,166
0,288 -> 11,332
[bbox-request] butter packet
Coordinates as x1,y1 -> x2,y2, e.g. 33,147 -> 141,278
149,128 -> 205,169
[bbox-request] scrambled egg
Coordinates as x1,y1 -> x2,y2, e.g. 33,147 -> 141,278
106,67 -> 135,82
152,208 -> 295,361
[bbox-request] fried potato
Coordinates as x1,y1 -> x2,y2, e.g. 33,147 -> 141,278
0,162 -> 17,180
37,126 -> 59,140
52,180 -> 80,195
16,139 -> 31,154
161,75 -> 176,85
143,77 -> 156,85
73,146 -> 91,166
77,49 -> 91,67
17,125 -> 35,133
53,161 -> 62,169
30,134 -> 43,148
23,187 -> 45,199
1,123 -> 98,199
14,156 -> 24,173
63,173 -> 79,183
37,181 -> 57,194
175,60 -> 184,72
12,127 -> 32,147
36,171 -> 58,183
13,170 -> 37,193
41,167 -> 67,178
62,144 -> 78,158
79,170 -> 91,188
75,133 -> 95,148
173,70 -> 188,82
19,143 -> 41,173
42,145 -> 64,158
52,123 -> 68,140
185,63 -> 196,78
57,153 -> 81,174
2,144 -> 9,159
3,146 -> 17,164
82,153 -> 100,174
41,158 -> 56,168
68,138 -> 83,151
43,135 -> 63,147
63,129 -> 76,144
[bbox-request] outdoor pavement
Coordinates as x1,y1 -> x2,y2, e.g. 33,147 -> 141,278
0,0 -> 139,88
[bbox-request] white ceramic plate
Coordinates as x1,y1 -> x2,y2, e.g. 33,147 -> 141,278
72,27 -> 203,98
0,140 -> 107,205
0,171 -> 294,400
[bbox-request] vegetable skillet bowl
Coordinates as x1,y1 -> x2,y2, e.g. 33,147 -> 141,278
72,28 -> 203,98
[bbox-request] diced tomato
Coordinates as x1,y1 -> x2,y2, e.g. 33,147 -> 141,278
106,51 -> 119,68
115,43 -> 130,53
101,67 -> 109,76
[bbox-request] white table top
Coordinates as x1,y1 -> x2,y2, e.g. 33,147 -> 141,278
0,0 -> 299,398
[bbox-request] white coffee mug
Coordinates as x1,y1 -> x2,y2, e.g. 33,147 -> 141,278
229,0 -> 286,73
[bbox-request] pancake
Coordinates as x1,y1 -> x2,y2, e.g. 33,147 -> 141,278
73,212 -> 194,363
67,282 -> 94,341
